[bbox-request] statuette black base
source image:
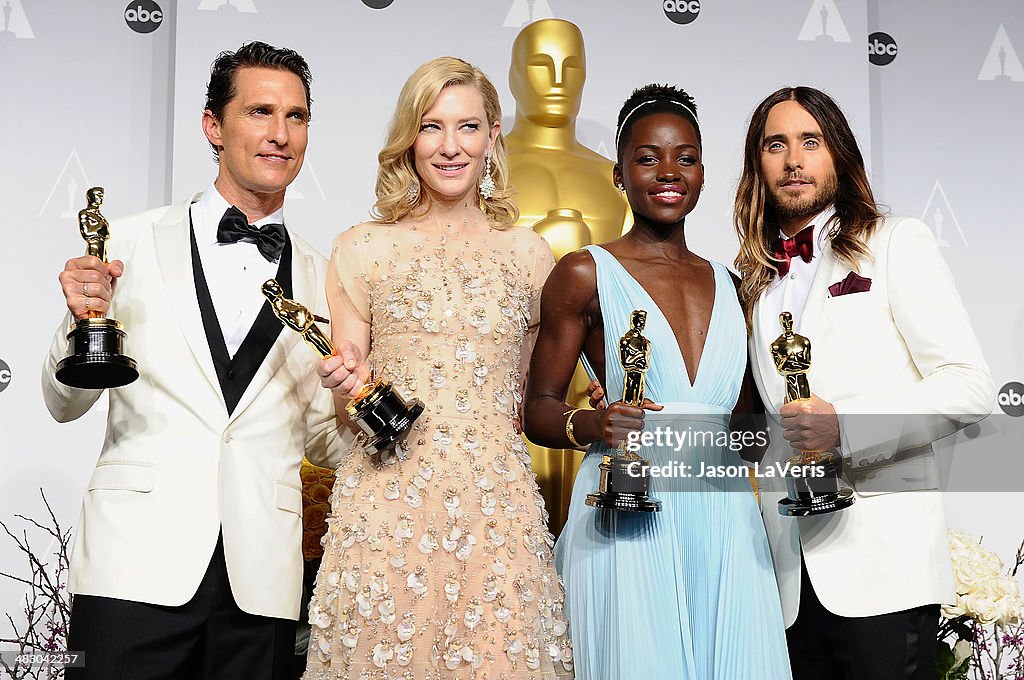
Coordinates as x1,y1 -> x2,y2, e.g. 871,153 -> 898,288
778,487 -> 855,516
348,380 -> 425,454
586,455 -> 661,513
56,318 -> 138,389
777,453 -> 856,517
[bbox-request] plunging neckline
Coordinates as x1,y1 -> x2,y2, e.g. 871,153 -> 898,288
591,245 -> 719,390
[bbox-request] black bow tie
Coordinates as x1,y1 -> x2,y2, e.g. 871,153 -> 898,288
216,206 -> 286,263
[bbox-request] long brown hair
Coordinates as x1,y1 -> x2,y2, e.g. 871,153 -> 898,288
733,87 -> 882,326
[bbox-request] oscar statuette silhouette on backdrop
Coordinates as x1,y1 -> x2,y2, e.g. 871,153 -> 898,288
507,18 -> 628,533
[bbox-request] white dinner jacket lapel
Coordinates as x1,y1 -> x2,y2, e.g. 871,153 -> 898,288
227,244 -> 310,425
152,192 -> 224,407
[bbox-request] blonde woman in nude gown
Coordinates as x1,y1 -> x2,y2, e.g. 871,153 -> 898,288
302,57 -> 574,680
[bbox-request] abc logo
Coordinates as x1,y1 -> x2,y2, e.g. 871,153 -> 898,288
361,0 -> 395,8
0,358 -> 11,394
124,0 -> 163,34
663,0 -> 701,25
868,32 -> 898,66
998,382 -> 1024,417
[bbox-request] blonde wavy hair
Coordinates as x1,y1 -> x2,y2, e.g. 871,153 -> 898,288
373,57 -> 518,227
734,86 -> 882,329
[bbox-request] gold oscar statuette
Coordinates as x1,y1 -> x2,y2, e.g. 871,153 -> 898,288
619,310 -> 651,408
508,18 -> 631,533
585,310 -> 661,513
55,187 -> 139,389
262,279 -> 424,456
771,311 -> 854,516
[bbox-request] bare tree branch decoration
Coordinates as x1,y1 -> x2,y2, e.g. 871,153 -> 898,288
0,490 -> 73,680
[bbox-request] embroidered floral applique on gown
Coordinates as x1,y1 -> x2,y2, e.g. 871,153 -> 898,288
302,222 -> 574,680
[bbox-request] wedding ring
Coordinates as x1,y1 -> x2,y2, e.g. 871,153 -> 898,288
85,297 -> 91,311
83,282 -> 90,297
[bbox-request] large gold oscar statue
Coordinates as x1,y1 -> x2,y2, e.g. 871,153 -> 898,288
507,18 -> 628,534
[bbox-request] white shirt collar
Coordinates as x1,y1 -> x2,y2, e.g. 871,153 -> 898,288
195,181 -> 286,246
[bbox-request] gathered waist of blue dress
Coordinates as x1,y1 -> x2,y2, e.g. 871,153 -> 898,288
605,401 -> 732,427
651,402 -> 731,416
583,402 -> 736,458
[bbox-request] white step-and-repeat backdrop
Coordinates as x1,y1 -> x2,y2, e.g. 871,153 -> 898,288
1,0 -> 1021,633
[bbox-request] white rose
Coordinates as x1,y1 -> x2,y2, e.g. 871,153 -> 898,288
948,530 -> 974,554
963,579 -> 1006,624
948,530 -> 1006,592
941,599 -> 966,619
991,575 -> 1024,625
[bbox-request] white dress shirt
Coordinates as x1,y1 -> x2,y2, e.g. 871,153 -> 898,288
189,183 -> 283,358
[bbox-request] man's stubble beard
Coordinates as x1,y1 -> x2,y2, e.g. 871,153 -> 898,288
767,172 -> 840,222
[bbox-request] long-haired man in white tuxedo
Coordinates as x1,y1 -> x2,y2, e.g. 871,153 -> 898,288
733,86 -> 995,679
44,42 -> 362,680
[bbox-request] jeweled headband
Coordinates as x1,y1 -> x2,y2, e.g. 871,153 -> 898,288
614,99 -> 700,149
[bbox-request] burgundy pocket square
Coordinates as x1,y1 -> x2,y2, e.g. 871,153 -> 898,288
829,272 -> 872,297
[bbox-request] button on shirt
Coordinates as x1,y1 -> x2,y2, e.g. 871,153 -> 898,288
190,183 -> 282,358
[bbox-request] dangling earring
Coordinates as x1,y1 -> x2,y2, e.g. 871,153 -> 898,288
615,183 -> 625,196
479,150 -> 495,199
406,181 -> 420,204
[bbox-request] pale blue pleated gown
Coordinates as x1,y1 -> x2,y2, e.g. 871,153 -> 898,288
555,245 -> 792,680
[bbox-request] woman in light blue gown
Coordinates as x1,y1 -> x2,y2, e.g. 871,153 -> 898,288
523,84 -> 792,679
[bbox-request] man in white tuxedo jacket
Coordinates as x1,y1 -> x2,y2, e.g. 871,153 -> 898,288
44,42 -> 361,680
733,87 -> 995,679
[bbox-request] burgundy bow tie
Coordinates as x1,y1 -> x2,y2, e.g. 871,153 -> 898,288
772,227 -> 814,277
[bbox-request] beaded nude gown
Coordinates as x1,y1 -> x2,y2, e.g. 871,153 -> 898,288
302,219 -> 574,680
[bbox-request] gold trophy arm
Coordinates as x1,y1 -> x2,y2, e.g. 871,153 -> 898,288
770,344 -> 786,372
262,278 -> 336,358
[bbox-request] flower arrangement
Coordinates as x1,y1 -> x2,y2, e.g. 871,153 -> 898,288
301,458 -> 337,560
0,491 -> 72,680
938,529 -> 1024,680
